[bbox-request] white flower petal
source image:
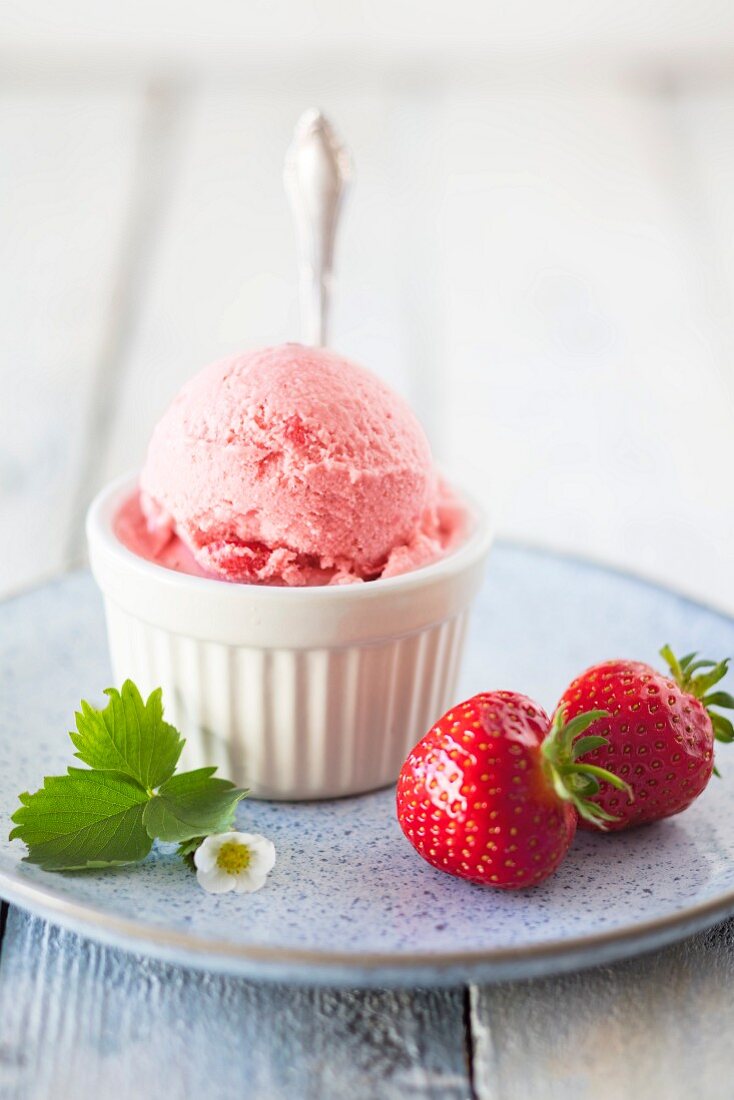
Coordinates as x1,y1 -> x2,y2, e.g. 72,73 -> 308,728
193,834 -> 226,872
236,834 -> 277,877
196,865 -> 236,894
193,847 -> 218,872
232,872 -> 268,894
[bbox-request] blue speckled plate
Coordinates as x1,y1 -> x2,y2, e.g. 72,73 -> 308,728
1,546 -> 734,986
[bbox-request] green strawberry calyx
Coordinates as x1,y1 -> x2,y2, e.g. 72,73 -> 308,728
541,707 -> 633,830
660,645 -> 734,746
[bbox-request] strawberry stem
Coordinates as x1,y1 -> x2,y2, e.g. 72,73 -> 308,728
541,706 -> 633,829
660,645 -> 734,744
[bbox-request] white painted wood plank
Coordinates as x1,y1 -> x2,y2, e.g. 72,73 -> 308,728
437,74 -> 734,612
673,84 -> 734,408
471,920 -> 734,1100
0,82 -> 144,596
0,909 -> 470,1100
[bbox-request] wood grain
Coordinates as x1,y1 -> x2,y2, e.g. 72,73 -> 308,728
5,905 -> 734,1098
0,908 -> 471,1100
63,78 -> 188,564
0,80 -> 142,598
471,919 -> 734,1100
439,72 -> 734,612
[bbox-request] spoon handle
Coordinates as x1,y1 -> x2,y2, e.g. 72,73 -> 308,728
284,110 -> 352,347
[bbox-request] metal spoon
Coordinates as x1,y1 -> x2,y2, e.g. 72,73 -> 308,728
284,109 -> 352,347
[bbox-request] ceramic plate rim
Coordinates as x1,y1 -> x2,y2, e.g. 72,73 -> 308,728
1,859 -> 734,983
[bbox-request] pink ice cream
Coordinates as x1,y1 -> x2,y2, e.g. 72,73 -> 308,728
116,344 -> 465,586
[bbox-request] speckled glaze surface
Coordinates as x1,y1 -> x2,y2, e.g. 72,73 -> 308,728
1,545 -> 734,986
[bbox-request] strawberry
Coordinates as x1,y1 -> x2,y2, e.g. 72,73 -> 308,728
396,691 -> 627,889
554,646 -> 734,831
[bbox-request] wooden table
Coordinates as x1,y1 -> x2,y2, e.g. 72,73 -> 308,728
1,901 -> 731,1098
4,46 -> 734,1100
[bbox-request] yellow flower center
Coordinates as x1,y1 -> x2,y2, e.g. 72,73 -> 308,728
216,841 -> 251,875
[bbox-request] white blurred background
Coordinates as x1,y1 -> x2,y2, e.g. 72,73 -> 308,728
2,1 -> 734,609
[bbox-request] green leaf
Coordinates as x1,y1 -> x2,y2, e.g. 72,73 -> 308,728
11,681 -> 251,875
661,647 -> 734,738
542,707 -> 630,829
571,735 -> 609,760
565,710 -> 610,738
691,660 -> 730,697
176,835 -> 206,871
574,799 -> 620,828
678,652 -> 698,672
10,769 -> 151,871
561,709 -> 609,744
578,764 -> 631,793
143,768 -> 247,843
684,659 -> 717,675
70,681 -> 184,790
711,713 -> 734,744
660,644 -> 682,682
703,692 -> 734,711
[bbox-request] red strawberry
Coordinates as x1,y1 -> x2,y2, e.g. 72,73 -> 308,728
396,691 -> 626,889
554,646 -> 734,831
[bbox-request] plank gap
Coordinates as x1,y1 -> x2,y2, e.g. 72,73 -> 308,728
463,984 -> 480,1100
0,901 -> 9,959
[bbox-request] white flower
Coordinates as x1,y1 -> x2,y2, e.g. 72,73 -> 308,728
194,831 -> 276,895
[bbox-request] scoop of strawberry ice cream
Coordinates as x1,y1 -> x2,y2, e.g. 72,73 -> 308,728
126,343 -> 464,586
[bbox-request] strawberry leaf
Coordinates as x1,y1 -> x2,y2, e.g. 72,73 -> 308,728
143,768 -> 248,843
660,645 -> 683,683
542,706 -> 630,829
684,659 -> 717,675
703,692 -> 734,710
560,710 -> 610,745
692,661 -> 730,696
711,713 -> 734,743
10,769 -> 151,871
661,646 -> 734,745
70,681 -> 184,791
571,735 -> 609,760
10,681 -> 257,876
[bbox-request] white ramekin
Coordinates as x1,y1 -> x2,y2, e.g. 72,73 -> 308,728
86,474 -> 492,800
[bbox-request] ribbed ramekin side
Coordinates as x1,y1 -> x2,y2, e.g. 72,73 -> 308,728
102,598 -> 472,800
